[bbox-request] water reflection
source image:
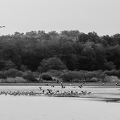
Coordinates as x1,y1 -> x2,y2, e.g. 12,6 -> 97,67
0,96 -> 120,120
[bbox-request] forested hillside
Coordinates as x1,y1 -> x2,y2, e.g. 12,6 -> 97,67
0,30 -> 120,72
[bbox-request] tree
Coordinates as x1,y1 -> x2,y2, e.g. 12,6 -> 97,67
47,31 -> 59,37
93,43 -> 106,70
4,68 -> 23,78
5,60 -> 17,70
23,71 -> 37,82
77,32 -> 89,43
104,61 -> 116,70
38,57 -> 67,72
20,65 -> 28,72
87,32 -> 100,43
0,60 -> 6,70
106,45 -> 120,69
102,35 -> 113,46
80,45 -> 96,70
60,30 -> 80,39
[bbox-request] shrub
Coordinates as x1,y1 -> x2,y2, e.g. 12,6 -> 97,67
60,72 -> 73,82
23,71 -> 37,82
86,77 -> 98,82
33,72 -> 39,79
4,69 -> 23,78
0,79 -> 6,83
105,76 -> 119,82
72,78 -> 82,82
40,73 -> 53,81
84,71 -> 101,79
104,69 -> 120,78
46,70 -> 63,77
2,77 -> 27,83
0,79 -> 3,83
60,71 -> 84,82
60,70 -> 103,82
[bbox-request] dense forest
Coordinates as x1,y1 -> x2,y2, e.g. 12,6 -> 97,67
0,30 -> 120,82
0,30 -> 120,71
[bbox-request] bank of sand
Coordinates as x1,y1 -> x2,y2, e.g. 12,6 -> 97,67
0,85 -> 120,102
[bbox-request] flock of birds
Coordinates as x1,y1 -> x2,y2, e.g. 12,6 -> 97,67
0,83 -> 92,97
38,84 -> 91,97
0,90 -> 40,96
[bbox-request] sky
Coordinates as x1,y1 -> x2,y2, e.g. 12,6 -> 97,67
0,0 -> 120,36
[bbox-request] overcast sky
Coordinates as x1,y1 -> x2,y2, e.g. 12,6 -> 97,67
0,0 -> 120,35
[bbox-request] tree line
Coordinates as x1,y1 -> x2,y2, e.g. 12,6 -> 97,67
0,30 -> 120,72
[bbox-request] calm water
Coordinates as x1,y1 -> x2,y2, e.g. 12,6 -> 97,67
0,95 -> 120,120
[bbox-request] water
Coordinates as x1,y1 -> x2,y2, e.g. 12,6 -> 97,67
0,95 -> 120,120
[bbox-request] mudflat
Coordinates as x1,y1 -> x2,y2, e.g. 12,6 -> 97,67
0,84 -> 120,102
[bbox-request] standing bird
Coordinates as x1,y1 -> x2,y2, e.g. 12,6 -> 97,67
42,90 -> 45,94
61,82 -> 63,87
39,87 -> 42,90
61,82 -> 65,88
115,83 -> 120,86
